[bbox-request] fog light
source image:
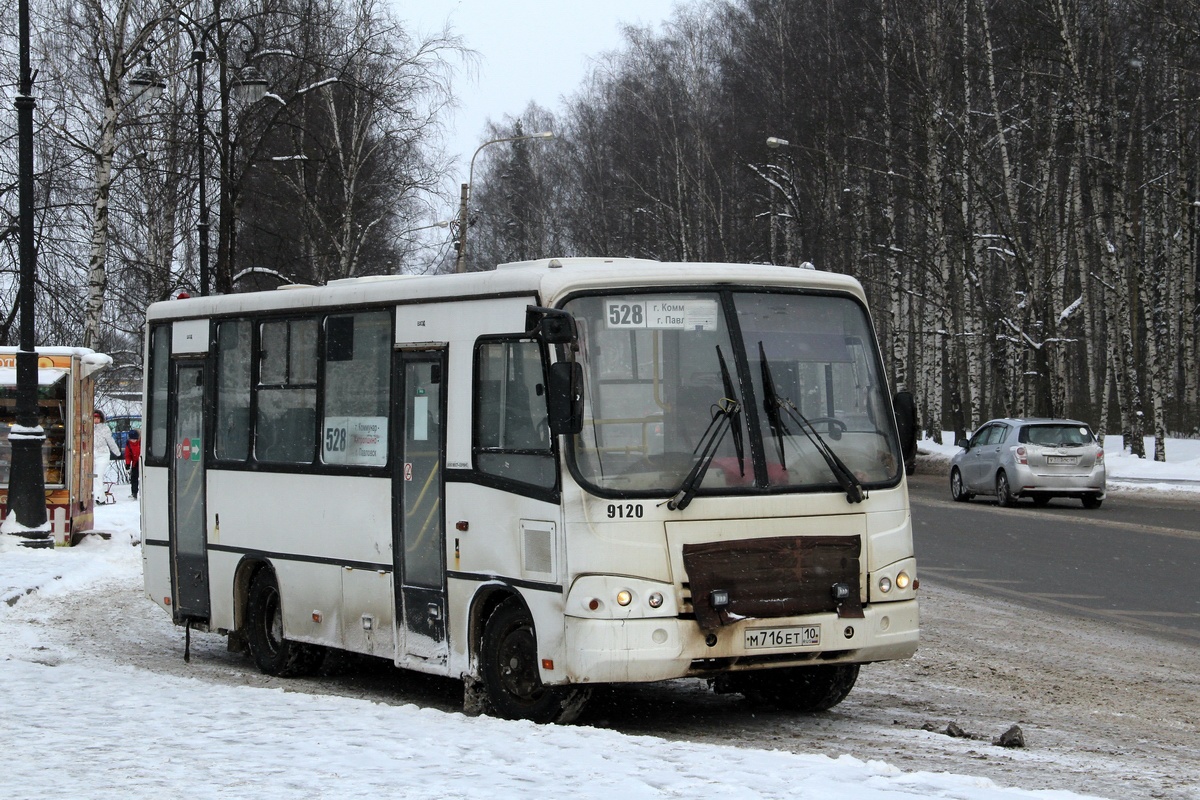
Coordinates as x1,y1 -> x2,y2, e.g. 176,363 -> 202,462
895,571 -> 911,590
647,591 -> 664,609
616,590 -> 633,606
878,576 -> 892,594
710,589 -> 730,609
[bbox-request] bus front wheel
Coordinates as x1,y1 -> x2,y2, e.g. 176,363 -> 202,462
480,598 -> 589,724
246,569 -> 324,678
734,664 -> 859,712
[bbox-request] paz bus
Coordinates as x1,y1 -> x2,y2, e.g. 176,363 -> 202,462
140,257 -> 919,723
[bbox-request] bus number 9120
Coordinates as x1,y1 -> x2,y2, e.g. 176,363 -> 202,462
606,503 -> 644,519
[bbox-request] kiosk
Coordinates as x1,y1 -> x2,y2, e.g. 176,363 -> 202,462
0,347 -> 113,545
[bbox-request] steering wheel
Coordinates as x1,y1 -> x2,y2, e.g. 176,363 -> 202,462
805,416 -> 847,440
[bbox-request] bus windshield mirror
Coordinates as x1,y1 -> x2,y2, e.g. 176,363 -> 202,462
758,342 -> 866,504
525,305 -> 578,346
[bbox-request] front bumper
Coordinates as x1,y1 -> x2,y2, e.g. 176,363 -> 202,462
560,599 -> 918,684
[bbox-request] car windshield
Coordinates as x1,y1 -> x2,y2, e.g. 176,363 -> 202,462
564,290 -> 902,497
1020,424 -> 1094,447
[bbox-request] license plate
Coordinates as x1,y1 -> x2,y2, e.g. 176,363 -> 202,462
1047,456 -> 1078,465
744,625 -> 821,650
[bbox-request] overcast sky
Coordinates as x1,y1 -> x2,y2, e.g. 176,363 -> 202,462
397,0 -> 685,182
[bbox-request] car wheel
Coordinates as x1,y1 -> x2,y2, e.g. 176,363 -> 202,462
481,598 -> 590,723
1081,495 -> 1103,509
996,471 -> 1017,507
950,468 -> 972,502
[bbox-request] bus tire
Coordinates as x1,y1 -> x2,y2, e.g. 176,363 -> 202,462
738,664 -> 859,712
246,569 -> 324,678
480,598 -> 590,724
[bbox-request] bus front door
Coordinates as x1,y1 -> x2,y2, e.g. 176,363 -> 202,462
393,351 -> 449,666
171,360 -> 210,623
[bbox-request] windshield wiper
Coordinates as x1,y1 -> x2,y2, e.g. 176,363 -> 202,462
665,397 -> 739,512
664,346 -> 743,511
758,342 -> 865,504
716,346 -> 745,479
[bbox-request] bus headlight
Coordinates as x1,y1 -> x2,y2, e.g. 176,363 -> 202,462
895,571 -> 911,590
616,590 -> 633,606
647,592 -> 664,609
878,576 -> 892,594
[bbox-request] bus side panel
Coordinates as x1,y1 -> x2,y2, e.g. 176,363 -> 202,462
141,465 -> 172,612
205,470 -> 392,656
445,482 -> 564,682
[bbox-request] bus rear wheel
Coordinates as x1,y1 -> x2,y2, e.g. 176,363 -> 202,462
480,599 -> 589,724
736,664 -> 860,712
246,570 -> 324,678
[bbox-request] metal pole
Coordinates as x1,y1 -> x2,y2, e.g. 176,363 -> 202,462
194,47 -> 210,296
453,132 -> 554,274
7,0 -> 51,546
454,182 -> 468,273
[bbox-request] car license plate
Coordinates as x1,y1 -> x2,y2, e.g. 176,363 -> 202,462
1047,456 -> 1078,465
744,625 -> 821,650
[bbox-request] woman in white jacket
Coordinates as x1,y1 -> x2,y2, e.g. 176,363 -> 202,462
93,410 -> 121,493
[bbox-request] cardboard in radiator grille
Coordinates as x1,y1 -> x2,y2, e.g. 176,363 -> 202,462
682,534 -> 862,629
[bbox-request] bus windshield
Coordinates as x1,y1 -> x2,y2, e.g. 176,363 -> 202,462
565,290 -> 901,497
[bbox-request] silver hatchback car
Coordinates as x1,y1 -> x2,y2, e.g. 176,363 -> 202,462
950,418 -> 1106,508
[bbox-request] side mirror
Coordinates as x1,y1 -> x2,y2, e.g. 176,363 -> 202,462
892,389 -> 917,462
525,306 -> 578,346
955,437 -> 969,449
547,361 -> 584,436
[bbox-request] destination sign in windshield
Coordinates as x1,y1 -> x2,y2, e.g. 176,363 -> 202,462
604,298 -> 719,331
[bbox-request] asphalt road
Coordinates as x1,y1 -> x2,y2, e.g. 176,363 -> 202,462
907,469 -> 1200,645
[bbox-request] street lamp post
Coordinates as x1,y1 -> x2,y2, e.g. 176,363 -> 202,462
765,136 -> 790,266
4,0 -> 51,546
129,15 -> 268,296
454,131 -> 555,274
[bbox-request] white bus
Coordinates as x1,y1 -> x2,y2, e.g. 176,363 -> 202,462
141,258 -> 919,723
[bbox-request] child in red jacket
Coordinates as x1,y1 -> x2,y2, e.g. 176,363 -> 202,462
125,429 -> 141,499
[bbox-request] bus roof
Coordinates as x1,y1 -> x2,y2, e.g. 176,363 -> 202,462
145,258 -> 868,321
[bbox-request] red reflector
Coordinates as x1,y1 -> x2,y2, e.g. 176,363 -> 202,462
164,597 -> 171,605
541,659 -> 554,670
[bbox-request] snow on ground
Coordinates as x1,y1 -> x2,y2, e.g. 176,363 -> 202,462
5,434 -> 1195,798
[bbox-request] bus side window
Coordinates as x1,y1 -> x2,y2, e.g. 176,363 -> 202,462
146,325 -> 171,461
256,318 -> 318,464
474,339 -> 555,489
215,319 -> 252,461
